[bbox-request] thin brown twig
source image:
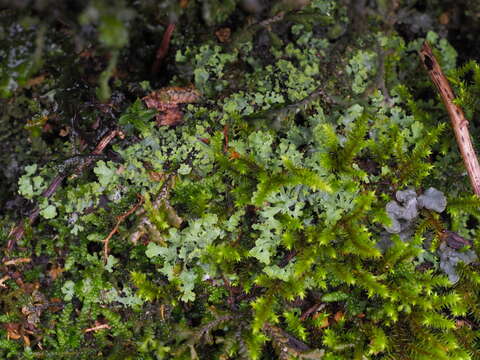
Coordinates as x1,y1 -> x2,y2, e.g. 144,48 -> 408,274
102,194 -> 144,263
223,124 -> 229,153
152,23 -> 176,74
73,129 -> 125,176
7,129 -> 124,251
300,303 -> 326,321
220,274 -> 238,309
420,42 -> 480,196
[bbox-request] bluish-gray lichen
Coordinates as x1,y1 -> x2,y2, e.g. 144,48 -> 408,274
439,242 -> 477,283
418,187 -> 447,212
385,187 -> 446,235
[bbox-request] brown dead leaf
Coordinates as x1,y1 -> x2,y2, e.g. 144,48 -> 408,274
143,86 -> 200,126
23,335 -> 31,347
20,281 -> 40,294
229,150 -> 241,160
318,317 -> 329,328
334,311 -> 344,322
149,171 -> 165,182
215,27 -> 231,43
143,86 -> 200,107
25,75 -> 46,88
48,265 -> 65,280
158,109 -> 184,126
5,323 -> 21,340
179,0 -> 189,8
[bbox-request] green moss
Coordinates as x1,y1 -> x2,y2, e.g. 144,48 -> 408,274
3,1 -> 480,359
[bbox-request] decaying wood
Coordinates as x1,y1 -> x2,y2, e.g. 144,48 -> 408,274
7,129 -> 124,251
420,42 -> 480,196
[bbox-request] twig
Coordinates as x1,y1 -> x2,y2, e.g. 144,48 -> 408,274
420,42 -> 480,196
259,11 -> 285,27
74,129 -> 124,175
221,274 -> 237,309
3,258 -> 31,266
102,194 -> 144,263
152,23 -> 176,74
223,125 -> 229,153
7,129 -> 124,251
84,323 -> 111,333
300,303 -> 326,321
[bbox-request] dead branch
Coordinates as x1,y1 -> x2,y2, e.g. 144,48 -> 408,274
420,42 -> 480,196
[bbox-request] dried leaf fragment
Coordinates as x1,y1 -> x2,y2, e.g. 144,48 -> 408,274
333,311 -> 344,322
149,170 -> 166,182
25,75 -> 46,87
228,150 -> 241,160
48,265 -> 65,280
5,323 -> 22,340
143,85 -> 200,126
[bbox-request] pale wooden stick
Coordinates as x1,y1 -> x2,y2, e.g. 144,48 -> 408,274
420,42 -> 480,196
84,323 -> 111,333
3,257 -> 31,266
